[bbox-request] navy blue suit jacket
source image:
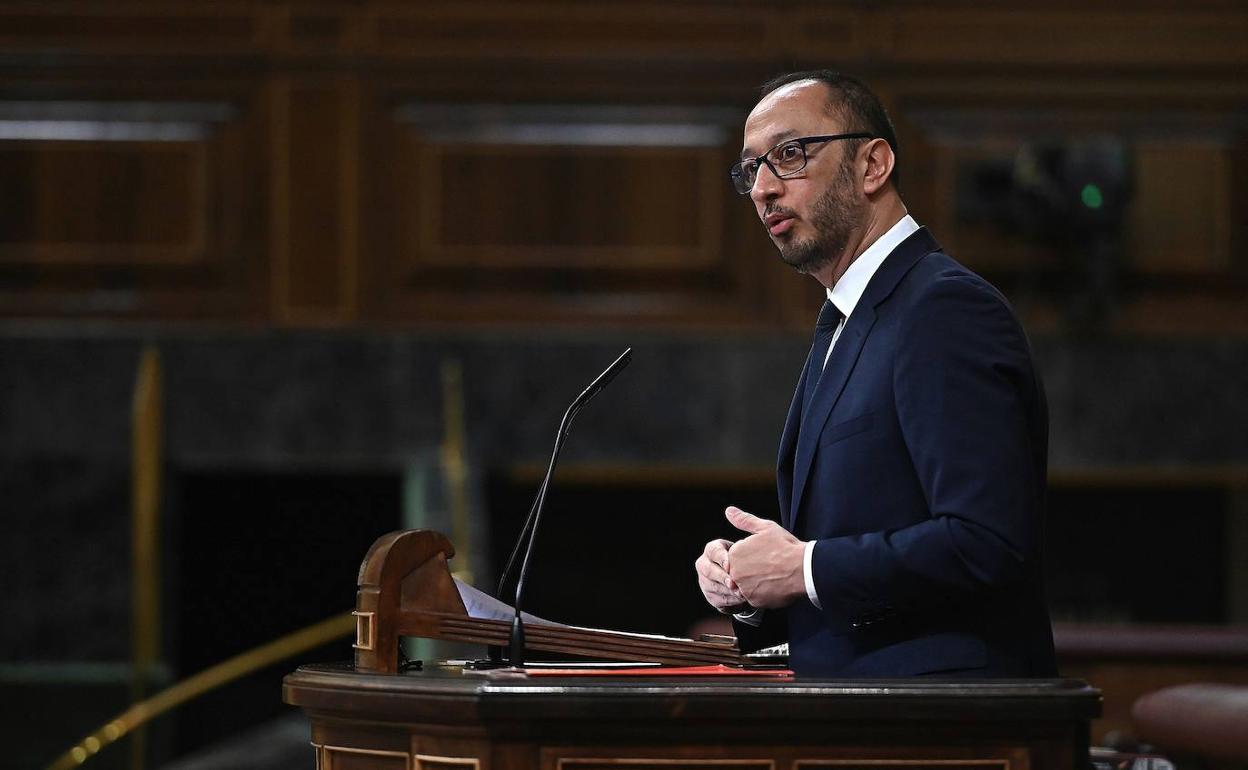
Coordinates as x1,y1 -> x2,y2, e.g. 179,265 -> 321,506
736,228 -> 1057,678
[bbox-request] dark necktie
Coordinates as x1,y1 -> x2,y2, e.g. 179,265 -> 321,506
802,300 -> 844,413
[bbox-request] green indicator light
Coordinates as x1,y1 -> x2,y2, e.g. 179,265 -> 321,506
1081,183 -> 1104,210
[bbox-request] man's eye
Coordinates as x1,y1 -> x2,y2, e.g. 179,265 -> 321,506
776,144 -> 802,162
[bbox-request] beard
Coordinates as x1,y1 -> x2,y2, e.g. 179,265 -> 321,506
772,158 -> 862,275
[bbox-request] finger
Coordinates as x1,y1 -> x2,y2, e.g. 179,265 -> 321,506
696,553 -> 739,592
703,538 -> 732,564
725,506 -> 770,535
703,539 -> 737,578
701,578 -> 744,602
698,572 -> 745,609
710,587 -> 747,610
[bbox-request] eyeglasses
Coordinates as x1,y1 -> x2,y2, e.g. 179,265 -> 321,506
729,133 -> 874,195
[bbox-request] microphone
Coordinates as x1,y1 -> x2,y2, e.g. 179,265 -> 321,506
495,347 -> 632,600
499,347 -> 632,666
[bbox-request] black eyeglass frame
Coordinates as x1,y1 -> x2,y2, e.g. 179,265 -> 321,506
729,132 -> 875,195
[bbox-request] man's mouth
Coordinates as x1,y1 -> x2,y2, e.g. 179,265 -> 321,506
765,212 -> 794,237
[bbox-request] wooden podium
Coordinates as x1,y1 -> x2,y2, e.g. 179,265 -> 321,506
283,666 -> 1100,770
283,530 -> 1101,769
350,529 -> 740,671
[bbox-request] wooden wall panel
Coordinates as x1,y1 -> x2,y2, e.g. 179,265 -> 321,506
891,91 -> 1247,329
366,4 -> 770,62
0,4 -> 262,54
0,95 -> 267,319
278,6 -> 360,55
360,101 -> 779,325
272,79 -> 358,323
0,0 -> 1244,329
0,141 -> 205,264
417,146 -> 716,268
880,10 -> 1248,68
1129,142 -> 1232,275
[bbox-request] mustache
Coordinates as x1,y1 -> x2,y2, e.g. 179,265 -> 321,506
763,204 -> 797,220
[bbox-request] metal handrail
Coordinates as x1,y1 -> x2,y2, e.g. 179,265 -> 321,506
44,611 -> 353,770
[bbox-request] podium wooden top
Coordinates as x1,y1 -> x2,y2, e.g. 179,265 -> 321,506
284,662 -> 1101,729
353,529 -> 740,671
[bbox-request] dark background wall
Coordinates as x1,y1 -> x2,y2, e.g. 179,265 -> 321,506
2,1 -> 1248,767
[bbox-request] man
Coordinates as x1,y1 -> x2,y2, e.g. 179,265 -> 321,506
696,71 -> 1057,678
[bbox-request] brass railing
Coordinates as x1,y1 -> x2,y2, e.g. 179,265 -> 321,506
45,612 -> 353,770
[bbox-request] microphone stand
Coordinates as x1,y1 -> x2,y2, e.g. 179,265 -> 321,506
497,348 -> 632,667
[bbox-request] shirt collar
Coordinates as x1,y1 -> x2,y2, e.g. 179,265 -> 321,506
826,214 -> 920,318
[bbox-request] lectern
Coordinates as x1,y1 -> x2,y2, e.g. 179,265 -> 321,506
284,667 -> 1099,770
283,531 -> 1101,769
350,529 -> 740,670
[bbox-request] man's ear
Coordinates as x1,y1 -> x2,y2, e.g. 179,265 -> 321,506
861,138 -> 895,195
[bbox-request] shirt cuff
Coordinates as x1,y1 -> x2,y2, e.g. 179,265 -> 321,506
803,540 -> 822,609
733,606 -> 764,626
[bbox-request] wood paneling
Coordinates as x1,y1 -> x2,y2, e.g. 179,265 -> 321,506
2,4 -> 1246,71
287,669 -> 1097,770
272,78 -> 358,323
797,761 -> 1012,769
881,11 -> 1248,68
0,94 -> 266,319
0,0 -> 1244,329
555,759 -> 771,770
418,147 -> 716,268
367,5 -> 769,62
321,744 -> 411,770
414,753 -> 479,770
361,101 -> 777,325
0,5 -> 261,53
1129,141 -> 1232,274
893,92 -> 1248,330
0,141 -> 205,264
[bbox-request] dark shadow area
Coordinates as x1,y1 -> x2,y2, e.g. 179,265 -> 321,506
487,474 -> 1235,634
487,473 -> 778,637
1046,485 -> 1229,623
169,471 -> 400,760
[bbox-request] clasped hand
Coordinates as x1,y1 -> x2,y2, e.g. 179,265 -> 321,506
695,506 -> 807,612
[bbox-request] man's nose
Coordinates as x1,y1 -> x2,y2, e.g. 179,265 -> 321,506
750,162 -> 783,203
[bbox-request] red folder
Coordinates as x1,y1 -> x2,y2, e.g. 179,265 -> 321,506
525,664 -> 793,678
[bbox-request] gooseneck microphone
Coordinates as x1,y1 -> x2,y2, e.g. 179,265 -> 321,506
498,347 -> 632,666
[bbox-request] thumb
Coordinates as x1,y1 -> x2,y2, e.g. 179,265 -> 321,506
725,506 -> 770,534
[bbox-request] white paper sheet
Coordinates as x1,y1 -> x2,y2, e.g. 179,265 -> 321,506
454,578 -> 563,627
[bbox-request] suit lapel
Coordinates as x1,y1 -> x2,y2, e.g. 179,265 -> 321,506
789,307 -> 875,527
784,227 -> 941,531
776,359 -> 808,530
